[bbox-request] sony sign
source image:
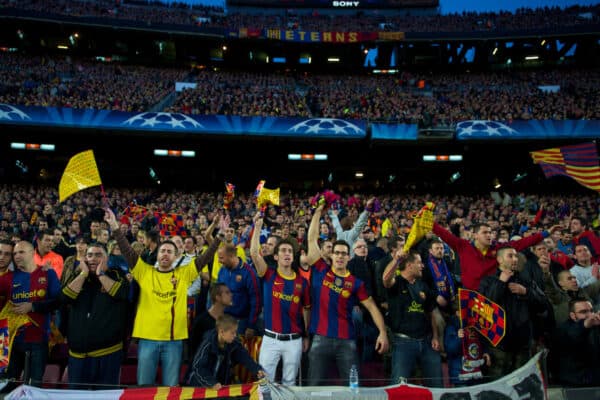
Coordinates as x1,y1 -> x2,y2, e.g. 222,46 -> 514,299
332,1 -> 360,6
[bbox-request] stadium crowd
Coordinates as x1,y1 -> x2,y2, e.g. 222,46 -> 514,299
1,0 -> 598,33
0,54 -> 189,112
2,53 -> 599,122
1,184 -> 600,389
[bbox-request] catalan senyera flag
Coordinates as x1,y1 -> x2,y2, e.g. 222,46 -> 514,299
0,302 -> 36,373
458,288 -> 506,347
59,150 -> 102,202
530,142 -> 600,192
233,335 -> 262,384
403,202 -> 435,252
117,382 -> 260,400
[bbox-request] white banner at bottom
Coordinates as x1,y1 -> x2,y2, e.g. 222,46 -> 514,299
5,352 -> 546,400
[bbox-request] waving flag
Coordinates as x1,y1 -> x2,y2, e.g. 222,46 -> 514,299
254,180 -> 279,215
59,150 -> 102,202
404,202 -> 435,252
122,203 -> 149,224
0,303 -> 36,373
154,212 -> 186,237
458,288 -> 506,347
530,142 -> 600,192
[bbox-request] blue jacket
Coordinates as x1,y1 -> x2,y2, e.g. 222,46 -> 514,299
217,260 -> 261,330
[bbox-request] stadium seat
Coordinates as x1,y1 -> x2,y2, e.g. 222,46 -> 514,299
42,364 -> 61,388
120,364 -> 137,386
126,340 -> 138,361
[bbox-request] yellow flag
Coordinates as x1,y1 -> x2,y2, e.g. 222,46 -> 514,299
0,302 -> 37,372
404,202 -> 435,251
59,150 -> 102,202
257,187 -> 280,208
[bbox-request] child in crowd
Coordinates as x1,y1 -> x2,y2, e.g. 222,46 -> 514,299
187,314 -> 266,389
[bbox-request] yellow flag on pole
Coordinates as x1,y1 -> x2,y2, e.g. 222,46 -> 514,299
404,202 -> 435,251
59,150 -> 102,202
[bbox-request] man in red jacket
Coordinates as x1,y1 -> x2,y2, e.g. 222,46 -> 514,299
570,216 -> 600,263
432,221 -> 561,290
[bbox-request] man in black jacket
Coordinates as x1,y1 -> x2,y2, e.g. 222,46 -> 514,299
479,246 -> 547,380
187,314 -> 265,388
554,298 -> 600,386
60,242 -> 130,389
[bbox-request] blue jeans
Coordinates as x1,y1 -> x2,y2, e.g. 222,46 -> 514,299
7,340 -> 47,386
391,334 -> 442,387
137,339 -> 183,386
68,350 -> 122,389
307,335 -> 357,386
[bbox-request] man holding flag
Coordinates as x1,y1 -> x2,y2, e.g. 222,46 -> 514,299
478,246 -> 547,379
382,248 -> 443,387
4,241 -> 60,386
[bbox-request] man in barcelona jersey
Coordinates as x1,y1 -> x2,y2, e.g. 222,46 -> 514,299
250,212 -> 310,386
305,204 -> 389,386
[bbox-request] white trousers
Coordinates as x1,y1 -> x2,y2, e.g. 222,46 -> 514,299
258,334 -> 302,386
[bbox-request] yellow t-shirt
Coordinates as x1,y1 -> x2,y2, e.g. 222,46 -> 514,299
131,258 -> 198,341
201,244 -> 247,283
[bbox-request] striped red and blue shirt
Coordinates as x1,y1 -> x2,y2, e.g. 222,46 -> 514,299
309,258 -> 368,340
11,267 -> 60,343
262,267 -> 310,335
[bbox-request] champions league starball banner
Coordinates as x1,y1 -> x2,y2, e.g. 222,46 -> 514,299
2,104 -> 598,141
455,119 -> 600,139
0,104 -> 366,139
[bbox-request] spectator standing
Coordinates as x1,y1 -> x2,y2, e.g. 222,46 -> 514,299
250,213 -> 310,386
306,204 -> 388,386
60,243 -> 130,389
4,241 -> 60,386
382,249 -> 443,387
106,208 -> 221,386
478,247 -> 547,379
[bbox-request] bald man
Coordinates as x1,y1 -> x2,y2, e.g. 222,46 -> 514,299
4,241 -> 60,386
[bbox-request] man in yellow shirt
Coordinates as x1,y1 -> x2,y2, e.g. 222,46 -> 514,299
105,208 -> 222,386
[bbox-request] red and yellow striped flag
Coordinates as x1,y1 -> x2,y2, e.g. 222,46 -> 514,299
118,382 -> 259,400
530,142 -> 600,192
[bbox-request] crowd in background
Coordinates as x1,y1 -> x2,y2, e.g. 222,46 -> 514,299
1,53 -> 599,122
1,0 -> 599,32
0,54 -> 188,112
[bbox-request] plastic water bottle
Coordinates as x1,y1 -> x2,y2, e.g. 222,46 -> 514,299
349,364 -> 359,394
259,378 -> 272,400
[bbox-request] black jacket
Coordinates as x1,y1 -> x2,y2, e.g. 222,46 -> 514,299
60,268 -> 130,354
555,318 -> 600,386
187,329 -> 262,387
479,270 -> 546,351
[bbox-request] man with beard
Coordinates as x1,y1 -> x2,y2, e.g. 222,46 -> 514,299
105,208 -> 221,386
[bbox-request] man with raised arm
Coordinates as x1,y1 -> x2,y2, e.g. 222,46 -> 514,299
306,204 -> 389,386
250,212 -> 310,386
432,220 -> 561,290
105,208 -> 222,386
